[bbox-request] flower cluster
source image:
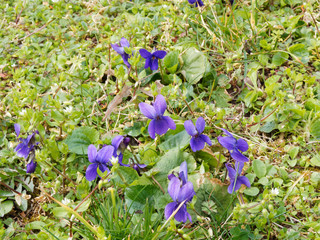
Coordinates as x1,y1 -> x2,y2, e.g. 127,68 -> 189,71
139,95 -> 212,152
111,38 -> 167,71
14,124 -> 38,173
218,129 -> 251,194
86,135 -> 147,181
165,161 -> 195,223
188,0 -> 204,7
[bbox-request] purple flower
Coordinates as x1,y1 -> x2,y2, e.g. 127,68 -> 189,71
218,128 -> 249,162
188,0 -> 204,7
184,117 -> 212,152
139,94 -> 176,139
139,49 -> 166,71
86,144 -> 114,181
111,37 -> 131,68
14,123 -> 38,173
226,162 -> 251,194
111,135 -> 131,167
26,159 -> 37,173
165,161 -> 195,223
133,163 -> 147,176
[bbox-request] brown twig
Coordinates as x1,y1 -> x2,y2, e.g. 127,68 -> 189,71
15,7 -> 24,24
151,175 -> 165,194
0,181 -> 22,195
14,19 -> 55,43
246,108 -> 277,128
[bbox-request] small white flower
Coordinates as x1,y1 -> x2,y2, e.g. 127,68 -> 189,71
110,156 -> 118,165
62,198 -> 71,206
64,106 -> 73,114
20,109 -> 27,116
270,188 -> 279,196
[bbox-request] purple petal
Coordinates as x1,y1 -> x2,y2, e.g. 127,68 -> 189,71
14,124 -> 20,137
236,138 -> 249,152
163,116 -> 176,130
200,134 -> 212,146
139,102 -> 156,119
235,161 -> 244,175
150,58 -> 158,71
196,117 -> 205,134
118,154 -> 130,167
226,163 -> 236,180
86,163 -> 98,181
153,50 -> 166,59
231,149 -> 249,162
168,173 -> 175,181
228,179 -> 235,194
188,0 -> 196,3
148,119 -> 156,139
122,53 -> 131,68
120,37 -> 130,48
96,145 -> 114,164
218,136 -> 236,151
139,49 -> 152,59
174,204 -> 188,223
165,202 -> 178,220
184,120 -> 197,137
111,43 -> 124,55
179,161 -> 188,184
137,163 -> 147,168
154,118 -> 169,136
168,176 -> 181,201
238,176 -> 251,188
88,144 -> 97,163
197,0 -> 204,6
15,141 -> 31,159
154,94 -> 167,116
97,164 -> 110,178
221,128 -> 233,137
112,136 -> 124,152
177,181 -> 195,202
26,159 -> 37,173
144,58 -> 152,69
190,137 -> 205,152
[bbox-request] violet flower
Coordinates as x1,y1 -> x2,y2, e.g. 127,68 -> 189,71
184,117 -> 212,152
165,161 -> 195,223
86,144 -> 114,181
14,123 -> 38,173
218,128 -> 249,162
111,135 -> 131,167
139,49 -> 166,71
139,94 -> 176,139
111,37 -> 131,68
188,0 -> 204,7
226,162 -> 251,194
133,163 -> 147,176
26,159 -> 37,173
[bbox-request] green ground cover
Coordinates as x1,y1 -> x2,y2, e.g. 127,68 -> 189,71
0,0 -> 320,239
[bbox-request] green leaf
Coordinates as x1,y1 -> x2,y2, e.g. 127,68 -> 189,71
153,149 -> 196,175
252,159 -> 266,178
310,119 -> 320,140
288,43 -> 309,64
310,154 -> 320,167
113,166 -> 139,186
76,198 -> 91,212
125,185 -> 159,213
243,187 -> 259,196
258,54 -> 269,66
164,51 -> 179,74
158,130 -> 190,151
65,126 -> 99,154
272,52 -> 289,66
259,121 -> 277,133
211,88 -> 231,108
52,207 -> 71,218
0,201 -> 13,217
181,47 -> 208,84
25,221 -> 46,231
